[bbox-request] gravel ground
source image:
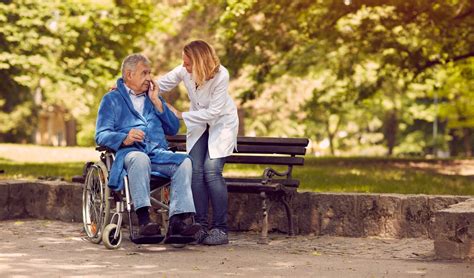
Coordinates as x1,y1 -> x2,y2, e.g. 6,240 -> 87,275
0,219 -> 472,277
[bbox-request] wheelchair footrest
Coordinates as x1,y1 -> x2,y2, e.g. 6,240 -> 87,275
163,235 -> 195,244
130,234 -> 165,244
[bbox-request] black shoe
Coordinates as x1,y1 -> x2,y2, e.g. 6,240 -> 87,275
169,213 -> 202,236
138,222 -> 161,236
164,213 -> 201,244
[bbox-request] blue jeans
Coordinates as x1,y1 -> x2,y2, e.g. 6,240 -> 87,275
124,152 -> 195,218
189,129 -> 228,232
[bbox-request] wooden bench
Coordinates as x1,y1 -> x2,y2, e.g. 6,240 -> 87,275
166,135 -> 308,244
74,135 -> 309,244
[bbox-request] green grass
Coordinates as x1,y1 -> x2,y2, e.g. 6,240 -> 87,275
224,157 -> 474,196
0,158 -> 83,181
0,156 -> 472,195
294,157 -> 474,195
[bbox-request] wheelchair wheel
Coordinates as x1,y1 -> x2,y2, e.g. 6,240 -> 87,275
82,162 -> 110,244
172,244 -> 186,248
102,223 -> 122,249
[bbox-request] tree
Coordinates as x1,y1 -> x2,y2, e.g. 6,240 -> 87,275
435,60 -> 474,156
0,0 -> 160,145
212,0 -> 474,156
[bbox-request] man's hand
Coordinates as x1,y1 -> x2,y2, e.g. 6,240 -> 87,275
148,80 -> 163,112
123,128 -> 145,146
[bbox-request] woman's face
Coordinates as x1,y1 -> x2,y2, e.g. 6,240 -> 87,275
182,53 -> 192,73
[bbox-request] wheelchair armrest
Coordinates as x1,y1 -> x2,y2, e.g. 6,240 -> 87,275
96,144 -> 177,154
168,145 -> 178,152
95,146 -> 116,153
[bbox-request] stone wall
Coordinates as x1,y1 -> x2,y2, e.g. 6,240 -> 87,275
0,180 -> 471,240
0,180 -> 82,222
227,192 -> 470,239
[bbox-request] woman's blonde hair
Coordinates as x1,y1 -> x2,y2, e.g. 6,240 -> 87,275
183,40 -> 220,87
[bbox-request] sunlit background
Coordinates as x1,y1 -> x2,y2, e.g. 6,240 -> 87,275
0,0 -> 473,158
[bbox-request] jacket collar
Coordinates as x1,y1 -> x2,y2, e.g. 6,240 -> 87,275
116,78 -> 148,122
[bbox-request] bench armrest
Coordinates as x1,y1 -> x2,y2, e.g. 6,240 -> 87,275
262,167 -> 290,184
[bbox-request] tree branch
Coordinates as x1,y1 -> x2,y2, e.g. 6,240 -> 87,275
414,51 -> 474,77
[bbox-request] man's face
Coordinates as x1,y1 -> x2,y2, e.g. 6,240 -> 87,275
182,53 -> 192,73
125,61 -> 151,93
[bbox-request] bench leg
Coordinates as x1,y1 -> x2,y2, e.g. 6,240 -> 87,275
258,192 -> 269,244
281,197 -> 295,236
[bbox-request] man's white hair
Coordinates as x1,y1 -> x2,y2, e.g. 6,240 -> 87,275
121,53 -> 151,77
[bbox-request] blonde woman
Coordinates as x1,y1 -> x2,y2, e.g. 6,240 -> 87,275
157,40 -> 238,245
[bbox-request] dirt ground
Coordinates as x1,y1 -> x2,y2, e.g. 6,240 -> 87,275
0,220 -> 472,277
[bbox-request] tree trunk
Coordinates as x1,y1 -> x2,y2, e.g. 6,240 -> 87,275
327,132 -> 335,156
325,116 -> 340,156
383,109 -> 398,156
448,128 -> 460,157
462,128 -> 472,157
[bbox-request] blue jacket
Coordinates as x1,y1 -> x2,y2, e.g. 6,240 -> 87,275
95,78 -> 188,191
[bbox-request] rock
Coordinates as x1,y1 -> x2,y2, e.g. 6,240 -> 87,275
432,198 -> 474,260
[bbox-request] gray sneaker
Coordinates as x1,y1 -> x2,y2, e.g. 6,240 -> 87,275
202,228 -> 229,245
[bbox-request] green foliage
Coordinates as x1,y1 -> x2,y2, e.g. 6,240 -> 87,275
208,0 -> 474,156
0,0 -> 162,145
436,60 -> 474,130
1,0 -> 473,158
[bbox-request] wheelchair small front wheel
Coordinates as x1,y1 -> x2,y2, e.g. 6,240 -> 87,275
172,244 -> 186,248
102,224 -> 122,249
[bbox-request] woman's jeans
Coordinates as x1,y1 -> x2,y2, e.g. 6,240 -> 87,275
124,152 -> 196,218
189,129 -> 228,232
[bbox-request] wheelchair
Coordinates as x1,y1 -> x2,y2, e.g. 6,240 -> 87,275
81,146 -> 183,249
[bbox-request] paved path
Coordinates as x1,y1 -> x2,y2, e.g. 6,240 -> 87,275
0,220 -> 472,277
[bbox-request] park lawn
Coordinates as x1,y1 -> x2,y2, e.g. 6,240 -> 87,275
0,157 -> 472,196
0,158 -> 84,181
224,157 -> 474,196
296,158 -> 473,195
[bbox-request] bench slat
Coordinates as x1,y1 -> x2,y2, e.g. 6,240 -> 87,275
226,182 -> 297,193
166,135 -> 309,147
226,155 -> 304,165
225,177 -> 299,188
236,137 -> 309,146
168,143 -> 306,155
236,145 -> 306,155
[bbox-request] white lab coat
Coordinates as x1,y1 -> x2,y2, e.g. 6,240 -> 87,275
157,65 -> 239,159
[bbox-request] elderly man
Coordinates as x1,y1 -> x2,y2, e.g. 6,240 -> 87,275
95,53 -> 200,243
